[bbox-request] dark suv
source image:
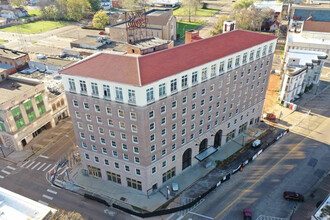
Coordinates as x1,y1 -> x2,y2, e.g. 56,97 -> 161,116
283,191 -> 304,202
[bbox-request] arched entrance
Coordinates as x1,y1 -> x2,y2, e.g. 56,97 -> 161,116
214,130 -> 223,148
199,138 -> 208,153
182,148 -> 192,171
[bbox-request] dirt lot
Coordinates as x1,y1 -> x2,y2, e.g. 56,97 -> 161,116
263,73 -> 282,114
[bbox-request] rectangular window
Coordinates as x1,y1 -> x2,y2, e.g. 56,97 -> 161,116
159,83 -> 166,97
181,75 -> 188,88
256,48 -> 261,58
91,82 -> 99,96
126,178 -> 142,191
23,100 -> 36,122
128,89 -> 136,104
170,79 -> 177,93
192,71 -> 198,84
103,85 -> 110,99
249,50 -> 254,61
79,80 -> 87,93
219,61 -> 224,73
35,94 -> 46,116
235,55 -> 240,67
130,112 -> 137,120
268,43 -> 273,54
115,87 -> 123,101
69,78 -> 76,92
262,45 -> 267,56
211,64 -> 216,77
107,171 -> 121,184
146,88 -> 154,103
243,53 -> 247,64
227,58 -> 232,70
11,107 -> 25,129
162,167 -> 176,183
201,68 -> 207,80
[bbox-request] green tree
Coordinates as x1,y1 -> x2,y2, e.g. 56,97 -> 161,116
210,15 -> 229,36
8,0 -> 26,7
232,0 -> 254,10
93,10 -> 109,29
66,0 -> 91,21
88,0 -> 101,12
50,209 -> 84,220
181,0 -> 200,22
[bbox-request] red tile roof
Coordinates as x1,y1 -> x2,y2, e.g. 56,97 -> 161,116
61,30 -> 277,86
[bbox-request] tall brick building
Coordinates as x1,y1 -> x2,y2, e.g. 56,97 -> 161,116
61,30 -> 277,194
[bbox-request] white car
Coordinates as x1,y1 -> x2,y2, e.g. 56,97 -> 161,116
252,139 -> 261,148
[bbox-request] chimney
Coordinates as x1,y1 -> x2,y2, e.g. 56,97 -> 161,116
185,30 -> 202,44
223,21 -> 236,33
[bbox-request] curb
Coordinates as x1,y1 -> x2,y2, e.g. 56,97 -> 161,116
0,156 -> 17,164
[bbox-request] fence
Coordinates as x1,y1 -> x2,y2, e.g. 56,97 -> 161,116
84,128 -> 289,218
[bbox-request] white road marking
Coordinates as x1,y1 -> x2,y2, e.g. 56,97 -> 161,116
38,200 -> 49,206
6,166 -> 16,170
48,164 -> 57,173
25,161 -> 35,168
21,160 -> 30,168
37,163 -> 47,171
165,213 -> 176,220
0,175 -> 4,179
43,164 -> 52,172
42,194 -> 53,200
47,189 -> 57,195
59,167 -> 69,176
31,162 -> 41,170
1,170 -> 10,175
188,211 -> 214,220
39,155 -> 49,159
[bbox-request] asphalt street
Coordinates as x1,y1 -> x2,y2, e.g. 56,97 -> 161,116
0,119 -> 133,220
182,86 -> 330,220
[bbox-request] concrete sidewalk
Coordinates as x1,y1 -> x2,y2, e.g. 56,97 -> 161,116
65,123 -> 267,212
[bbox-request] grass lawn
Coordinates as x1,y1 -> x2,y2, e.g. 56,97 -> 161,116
177,20 -> 206,39
0,39 -> 7,43
0,21 -> 68,34
174,8 -> 219,17
28,9 -> 42,17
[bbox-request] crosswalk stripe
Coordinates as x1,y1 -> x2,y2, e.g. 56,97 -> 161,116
59,167 -> 69,176
47,189 -> 57,195
42,194 -> 53,200
1,170 -> 10,175
31,162 -> 41,170
37,163 -> 47,171
0,175 -> 4,179
7,166 -> 16,170
48,165 -> 57,173
39,155 -> 49,159
25,161 -> 35,168
38,200 -> 49,206
21,160 -> 30,168
43,164 -> 52,172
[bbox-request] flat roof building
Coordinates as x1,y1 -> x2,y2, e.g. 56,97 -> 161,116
107,9 -> 177,42
0,48 -> 29,72
0,187 -> 56,219
61,30 -> 277,194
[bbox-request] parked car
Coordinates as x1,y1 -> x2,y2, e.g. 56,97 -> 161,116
252,139 -> 261,148
243,208 -> 252,220
99,30 -> 105,35
263,113 -> 276,121
283,191 -> 304,202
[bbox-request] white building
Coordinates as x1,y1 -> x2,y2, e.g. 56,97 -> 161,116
0,187 -> 56,219
311,194 -> 330,220
280,50 -> 327,102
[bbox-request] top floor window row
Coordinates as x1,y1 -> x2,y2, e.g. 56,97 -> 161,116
68,42 -> 274,104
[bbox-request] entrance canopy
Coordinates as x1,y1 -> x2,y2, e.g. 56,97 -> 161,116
195,146 -> 217,161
